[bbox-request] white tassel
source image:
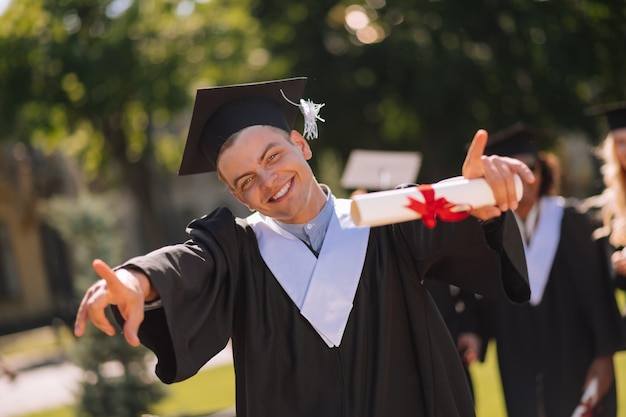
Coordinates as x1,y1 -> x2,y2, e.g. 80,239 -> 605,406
281,90 -> 325,140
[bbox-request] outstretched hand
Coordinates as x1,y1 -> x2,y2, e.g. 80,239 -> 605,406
74,259 -> 151,346
463,129 -> 535,220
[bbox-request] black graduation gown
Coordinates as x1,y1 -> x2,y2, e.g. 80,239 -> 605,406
580,195 -> 626,341
483,206 -> 625,417
119,206 -> 529,417
421,281 -> 482,398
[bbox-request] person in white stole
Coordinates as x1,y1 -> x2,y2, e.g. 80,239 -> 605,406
479,123 -> 624,417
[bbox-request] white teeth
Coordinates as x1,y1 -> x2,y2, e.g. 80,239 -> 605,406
272,182 -> 290,200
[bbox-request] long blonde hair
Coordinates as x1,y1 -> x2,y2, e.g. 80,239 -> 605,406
598,132 -> 626,247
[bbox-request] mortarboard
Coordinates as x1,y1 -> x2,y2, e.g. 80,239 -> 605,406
179,77 -> 308,175
585,101 -> 626,132
340,149 -> 422,191
484,122 -> 539,158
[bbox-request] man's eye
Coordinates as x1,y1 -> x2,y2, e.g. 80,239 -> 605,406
241,177 -> 252,189
268,153 -> 278,161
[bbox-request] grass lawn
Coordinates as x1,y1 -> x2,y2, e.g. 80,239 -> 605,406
12,364 -> 236,417
15,346 -> 626,417
151,364 -> 235,417
6,321 -> 626,417
472,342 -> 626,417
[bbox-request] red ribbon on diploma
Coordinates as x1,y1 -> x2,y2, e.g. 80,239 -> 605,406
579,402 -> 593,417
577,398 -> 598,417
405,184 -> 472,229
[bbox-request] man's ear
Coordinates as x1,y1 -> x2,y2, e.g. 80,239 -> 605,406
290,130 -> 312,160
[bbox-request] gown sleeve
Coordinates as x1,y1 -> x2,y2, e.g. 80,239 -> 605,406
398,211 -> 530,304
112,207 -> 243,383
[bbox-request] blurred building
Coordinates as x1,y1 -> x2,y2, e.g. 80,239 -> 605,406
0,143 -> 75,335
0,140 -> 246,336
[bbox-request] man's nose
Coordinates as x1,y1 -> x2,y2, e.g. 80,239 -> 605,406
258,170 -> 277,190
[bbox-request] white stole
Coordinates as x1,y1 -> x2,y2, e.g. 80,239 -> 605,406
516,196 -> 565,306
246,198 -> 370,347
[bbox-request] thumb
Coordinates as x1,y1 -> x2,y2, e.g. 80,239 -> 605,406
462,129 -> 488,179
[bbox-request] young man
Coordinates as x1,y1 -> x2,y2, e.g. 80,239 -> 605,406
74,77 -> 533,417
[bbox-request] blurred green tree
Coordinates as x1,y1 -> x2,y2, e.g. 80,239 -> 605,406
0,0 -> 266,248
254,0 -> 626,184
1,0 -> 625,218
47,193 -> 166,417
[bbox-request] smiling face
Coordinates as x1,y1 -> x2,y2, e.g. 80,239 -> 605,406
216,125 -> 327,224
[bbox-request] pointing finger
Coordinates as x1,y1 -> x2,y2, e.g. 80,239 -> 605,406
463,130 -> 488,179
92,259 -> 123,290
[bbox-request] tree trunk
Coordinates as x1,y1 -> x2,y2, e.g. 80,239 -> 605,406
104,118 -> 176,252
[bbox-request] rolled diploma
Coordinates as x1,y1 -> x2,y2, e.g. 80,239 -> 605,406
350,175 -> 523,227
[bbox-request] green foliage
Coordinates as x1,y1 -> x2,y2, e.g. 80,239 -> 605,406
0,0 -> 266,177
254,0 -> 626,182
45,193 -> 166,417
46,194 -> 123,289
3,0 -> 624,241
1,0 -> 625,188
0,0 -> 270,248
314,147 -> 347,198
74,329 -> 166,417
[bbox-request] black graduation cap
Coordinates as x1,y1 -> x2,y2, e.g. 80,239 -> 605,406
179,77 -> 307,175
585,101 -> 626,132
484,122 -> 539,158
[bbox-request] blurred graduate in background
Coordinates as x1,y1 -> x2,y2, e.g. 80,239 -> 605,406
584,103 -> 626,297
477,123 -> 625,417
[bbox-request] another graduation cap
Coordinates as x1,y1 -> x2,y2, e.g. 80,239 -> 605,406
179,77 -> 308,175
340,149 -> 422,191
585,101 -> 626,132
485,122 -> 539,158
